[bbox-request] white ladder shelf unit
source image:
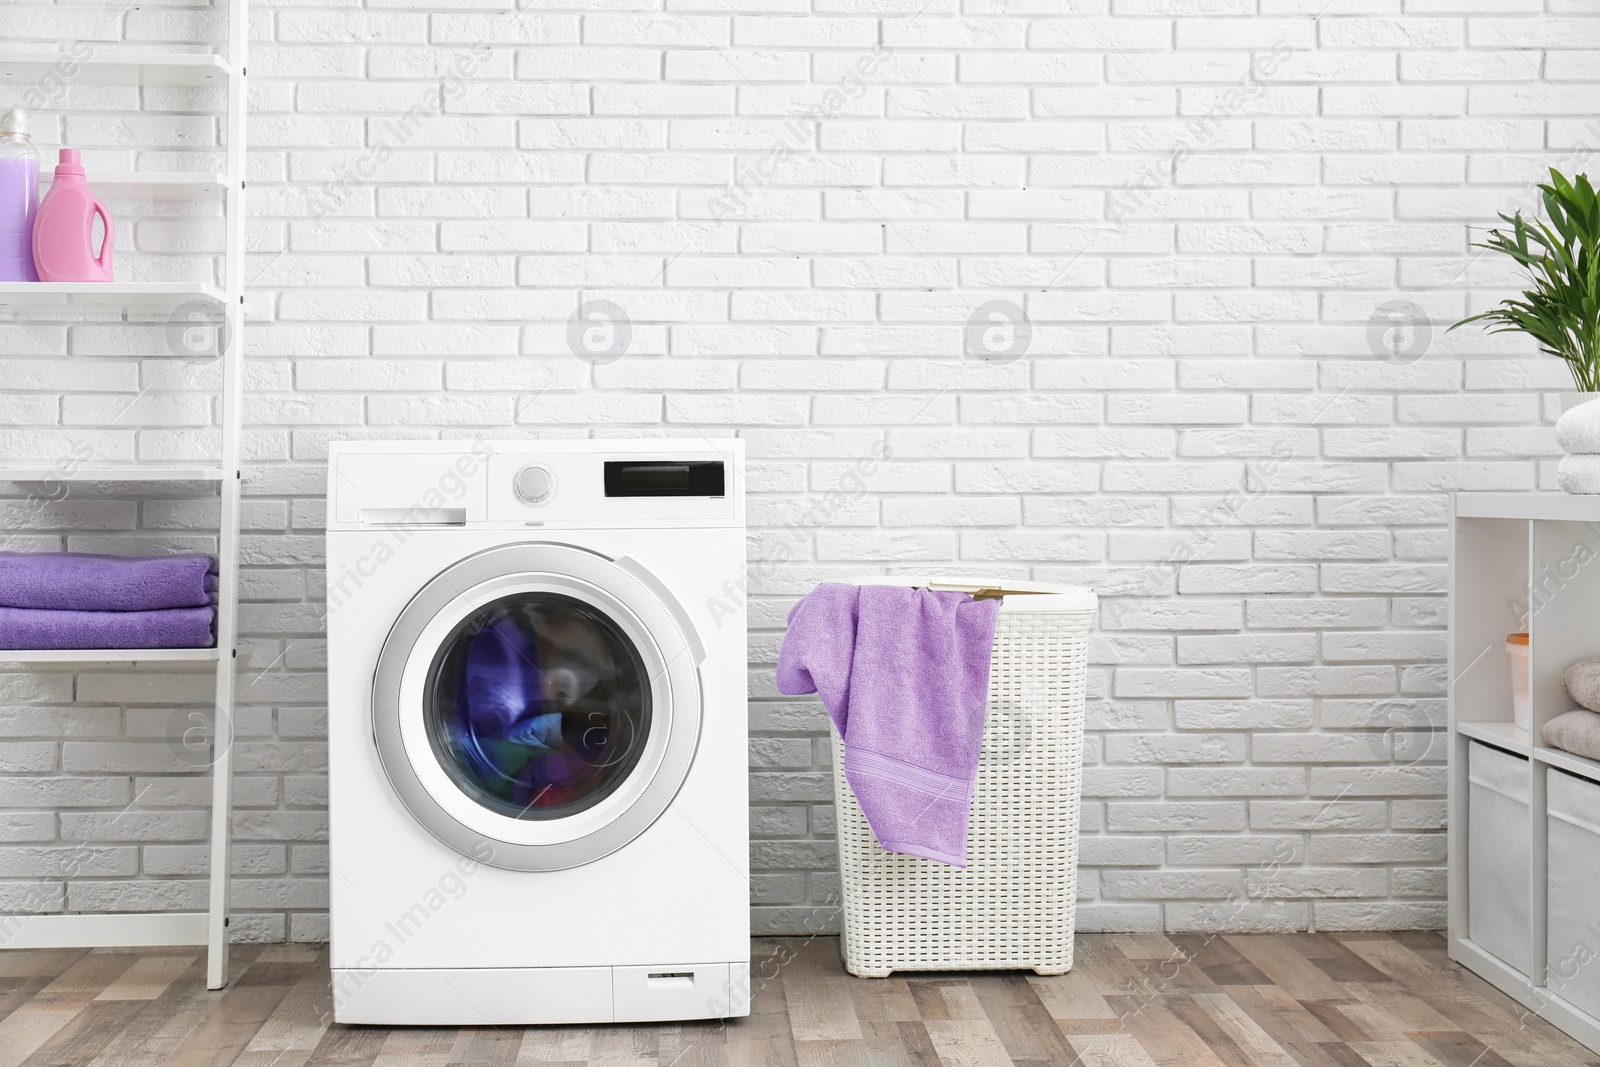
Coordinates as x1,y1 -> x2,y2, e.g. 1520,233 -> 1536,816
0,7 -> 246,992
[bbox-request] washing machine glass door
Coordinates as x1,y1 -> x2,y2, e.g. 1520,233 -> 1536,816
372,542 -> 703,871
425,591 -> 651,821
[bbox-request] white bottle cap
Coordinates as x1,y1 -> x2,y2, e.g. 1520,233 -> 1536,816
0,108 -> 29,138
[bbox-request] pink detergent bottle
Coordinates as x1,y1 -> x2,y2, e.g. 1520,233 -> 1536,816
33,148 -> 114,282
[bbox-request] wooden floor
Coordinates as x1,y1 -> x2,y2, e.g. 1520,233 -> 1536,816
1,933 -> 1594,1066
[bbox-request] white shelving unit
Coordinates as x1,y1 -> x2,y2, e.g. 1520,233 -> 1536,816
1450,492 -> 1600,1053
0,466 -> 226,482
0,9 -> 246,992
41,172 -> 230,200
0,647 -> 224,664
0,282 -> 228,317
0,51 -> 233,86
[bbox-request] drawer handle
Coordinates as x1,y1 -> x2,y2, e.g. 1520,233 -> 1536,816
647,972 -> 695,985
359,507 -> 466,526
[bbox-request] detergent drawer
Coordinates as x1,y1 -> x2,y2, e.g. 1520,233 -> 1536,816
330,446 -> 491,525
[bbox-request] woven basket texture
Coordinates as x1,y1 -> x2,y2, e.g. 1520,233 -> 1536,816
834,607 -> 1093,978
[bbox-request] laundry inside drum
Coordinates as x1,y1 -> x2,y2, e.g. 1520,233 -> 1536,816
423,592 -> 653,820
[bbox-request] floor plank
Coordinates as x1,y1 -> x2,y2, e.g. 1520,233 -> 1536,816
1025,968 -> 1119,1030
1222,984 -> 1342,1048
788,974 -> 865,1043
1192,992 -> 1301,1067
95,954 -> 198,1003
239,953 -> 334,1057
164,977 -> 301,1067
922,1018 -> 1016,1067
0,934 -> 1595,1067
1065,1033 -> 1160,1067
84,953 -> 220,1067
969,974 -> 1081,1066
1222,936 -> 1353,1004
19,998 -> 149,1067
0,951 -> 138,1065
1106,994 -> 1231,1067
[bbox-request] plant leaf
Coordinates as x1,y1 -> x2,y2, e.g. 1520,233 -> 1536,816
1454,168 -> 1600,388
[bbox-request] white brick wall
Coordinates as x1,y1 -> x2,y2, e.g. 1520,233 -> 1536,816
1,0 -> 1597,941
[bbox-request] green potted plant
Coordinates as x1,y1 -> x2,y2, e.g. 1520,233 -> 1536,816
1452,168 -> 1600,412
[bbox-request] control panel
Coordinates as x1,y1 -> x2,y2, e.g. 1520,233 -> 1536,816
329,441 -> 741,529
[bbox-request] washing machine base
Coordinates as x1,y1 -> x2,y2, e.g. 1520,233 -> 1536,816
332,962 -> 752,1026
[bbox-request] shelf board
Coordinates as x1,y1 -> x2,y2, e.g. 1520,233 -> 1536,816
0,283 -> 225,319
0,647 -> 219,663
0,50 -> 232,87
0,912 -> 210,950
1536,744 -> 1600,786
1456,492 -> 1600,522
0,466 -> 226,483
1458,720 -> 1531,755
42,172 -> 229,201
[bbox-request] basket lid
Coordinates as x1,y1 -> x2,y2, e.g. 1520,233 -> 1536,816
847,575 -> 1097,614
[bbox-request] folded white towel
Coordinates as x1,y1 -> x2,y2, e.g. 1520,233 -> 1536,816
1558,453 -> 1600,494
1556,398 -> 1600,454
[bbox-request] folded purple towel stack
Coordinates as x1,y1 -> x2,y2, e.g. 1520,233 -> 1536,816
0,552 -> 218,650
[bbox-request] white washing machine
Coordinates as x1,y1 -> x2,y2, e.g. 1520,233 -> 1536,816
325,440 -> 749,1026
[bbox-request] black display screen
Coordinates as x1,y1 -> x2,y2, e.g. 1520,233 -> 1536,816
604,461 -> 725,498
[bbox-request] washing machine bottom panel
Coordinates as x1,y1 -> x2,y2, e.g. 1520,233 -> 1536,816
327,785 -> 750,972
332,961 -> 751,1025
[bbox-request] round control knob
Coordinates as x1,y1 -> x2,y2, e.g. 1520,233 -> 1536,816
514,465 -> 554,505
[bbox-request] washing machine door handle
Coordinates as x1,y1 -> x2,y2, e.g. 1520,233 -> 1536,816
612,554 -> 706,667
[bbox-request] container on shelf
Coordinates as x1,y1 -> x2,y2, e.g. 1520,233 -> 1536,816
0,107 -> 40,283
1468,740 -> 1532,976
33,149 -> 113,282
1548,768 -> 1600,1017
1507,632 -> 1531,732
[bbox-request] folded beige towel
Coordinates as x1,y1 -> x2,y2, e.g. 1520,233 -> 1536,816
1543,709 -> 1600,763
1565,656 -> 1600,712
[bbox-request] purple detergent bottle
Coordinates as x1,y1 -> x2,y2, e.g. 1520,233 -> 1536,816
0,108 -> 40,282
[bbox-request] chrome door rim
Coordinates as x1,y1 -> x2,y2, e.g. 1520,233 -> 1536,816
372,542 -> 703,871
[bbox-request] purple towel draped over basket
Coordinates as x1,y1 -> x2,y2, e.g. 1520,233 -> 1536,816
0,553 -> 218,650
776,582 -> 1000,867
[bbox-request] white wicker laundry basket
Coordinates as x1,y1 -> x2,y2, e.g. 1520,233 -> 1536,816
832,577 -> 1096,978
